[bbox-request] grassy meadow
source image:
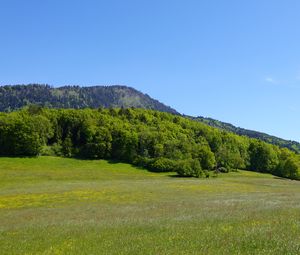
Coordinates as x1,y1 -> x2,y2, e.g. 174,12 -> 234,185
1,157 -> 300,254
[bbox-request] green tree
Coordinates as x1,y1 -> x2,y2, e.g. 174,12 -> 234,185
249,140 -> 279,173
175,159 -> 203,178
62,134 -> 73,157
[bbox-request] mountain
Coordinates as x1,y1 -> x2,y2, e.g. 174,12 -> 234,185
192,116 -> 300,153
0,84 -> 179,114
1,84 -> 298,153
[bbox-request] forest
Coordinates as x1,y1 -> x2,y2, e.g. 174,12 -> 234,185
193,116 -> 300,153
0,106 -> 299,179
0,84 -> 178,114
2,84 -> 299,153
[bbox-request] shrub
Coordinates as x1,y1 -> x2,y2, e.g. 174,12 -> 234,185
149,158 -> 177,172
132,156 -> 154,168
40,144 -> 63,156
218,167 -> 229,173
175,159 -> 204,178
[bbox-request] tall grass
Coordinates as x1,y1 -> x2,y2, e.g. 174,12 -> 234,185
1,157 -> 300,254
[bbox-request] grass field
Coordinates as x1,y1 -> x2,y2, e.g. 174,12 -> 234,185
1,157 -> 300,254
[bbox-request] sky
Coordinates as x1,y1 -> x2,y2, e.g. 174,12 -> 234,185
0,0 -> 300,141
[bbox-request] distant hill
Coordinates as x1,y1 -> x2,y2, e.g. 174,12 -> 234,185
1,84 -> 298,153
0,84 -> 179,114
192,116 -> 300,153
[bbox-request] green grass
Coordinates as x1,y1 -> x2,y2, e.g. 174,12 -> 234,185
1,157 -> 300,254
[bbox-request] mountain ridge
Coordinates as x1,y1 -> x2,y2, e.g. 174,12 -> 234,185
0,84 -> 179,114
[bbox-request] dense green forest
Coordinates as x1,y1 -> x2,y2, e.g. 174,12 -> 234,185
193,116 -> 300,153
1,84 -> 299,154
0,84 -> 178,114
0,106 -> 299,179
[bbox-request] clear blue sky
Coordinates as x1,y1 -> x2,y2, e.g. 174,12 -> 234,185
1,0 -> 300,141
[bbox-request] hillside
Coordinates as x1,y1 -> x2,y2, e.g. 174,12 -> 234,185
0,84 -> 178,114
192,116 -> 300,153
1,84 -> 299,154
0,107 -> 299,179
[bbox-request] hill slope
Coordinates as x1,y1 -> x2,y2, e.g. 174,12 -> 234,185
192,116 -> 300,153
1,107 -> 299,179
0,84 -> 178,114
1,84 -> 298,153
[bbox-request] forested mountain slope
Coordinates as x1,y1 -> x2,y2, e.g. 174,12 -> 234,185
0,84 -> 178,114
1,84 -> 298,154
0,107 -> 299,179
192,116 -> 300,153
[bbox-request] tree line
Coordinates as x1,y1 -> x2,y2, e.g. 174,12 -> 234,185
0,106 -> 299,179
193,116 -> 300,153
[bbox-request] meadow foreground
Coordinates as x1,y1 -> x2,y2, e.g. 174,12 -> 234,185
0,157 -> 300,254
